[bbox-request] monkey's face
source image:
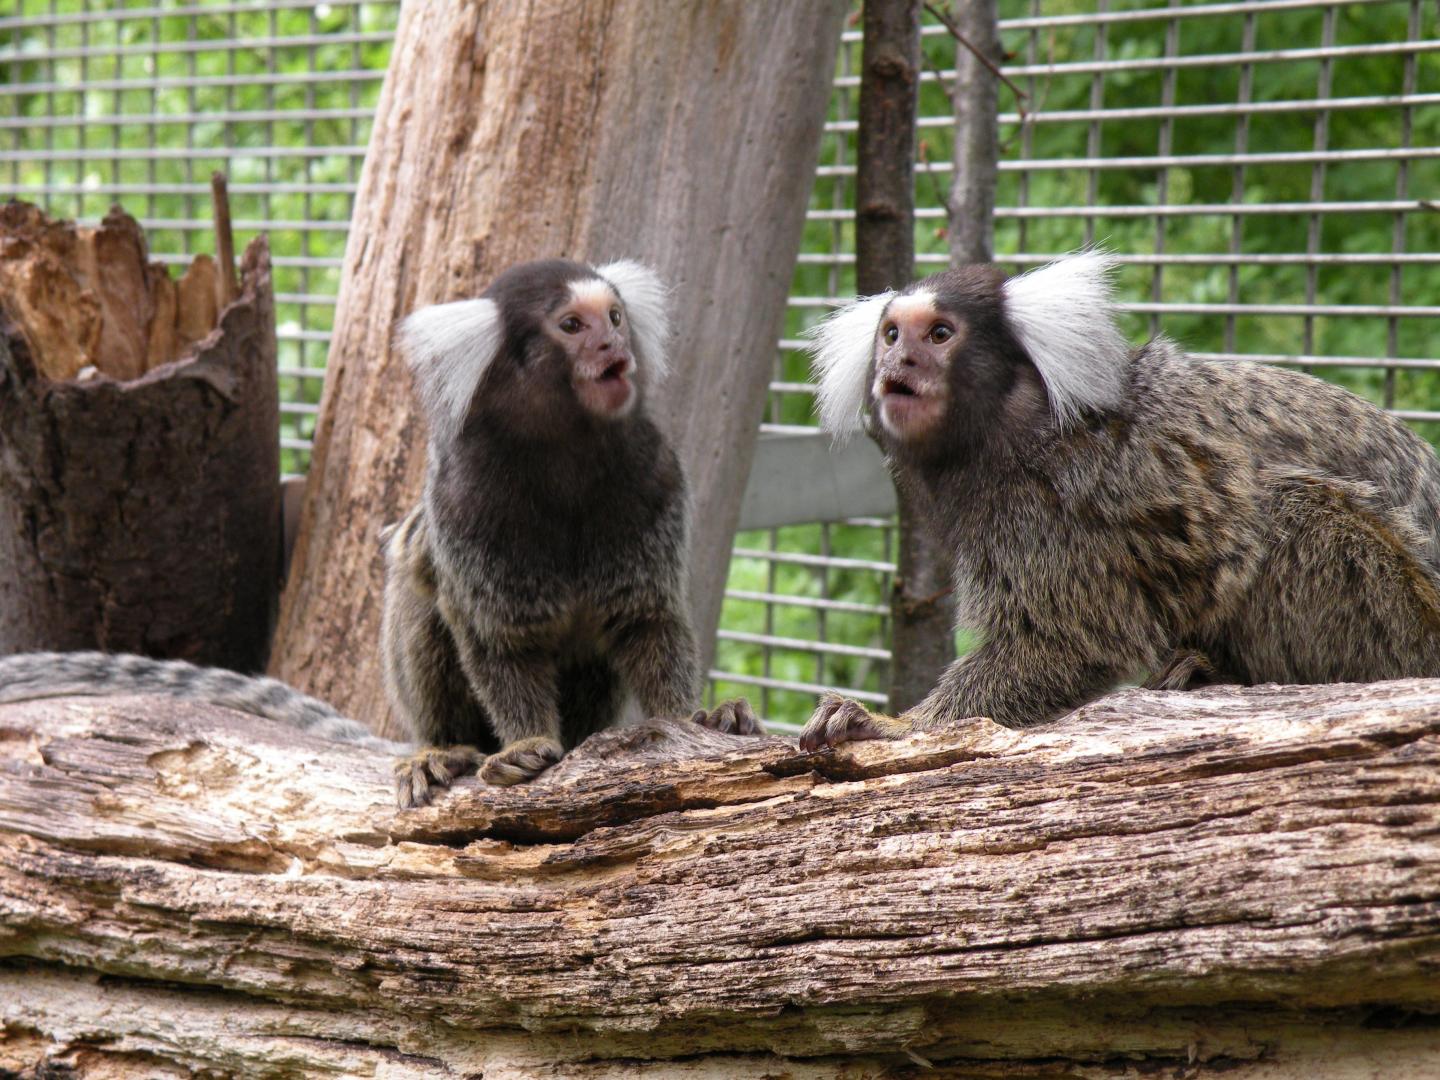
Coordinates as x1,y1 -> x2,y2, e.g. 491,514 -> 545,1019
812,257 -> 1129,458
871,289 -> 956,441
542,277 -> 637,420
398,258 -> 672,446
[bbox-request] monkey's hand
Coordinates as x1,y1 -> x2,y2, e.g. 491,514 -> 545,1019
798,693 -> 914,752
691,698 -> 766,737
395,745 -> 486,809
479,736 -> 565,786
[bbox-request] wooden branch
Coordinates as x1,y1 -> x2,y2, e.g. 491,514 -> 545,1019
3,681 -> 1439,1076
209,172 -> 237,310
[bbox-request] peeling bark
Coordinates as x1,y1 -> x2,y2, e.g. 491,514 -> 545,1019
2,680 -> 1439,1075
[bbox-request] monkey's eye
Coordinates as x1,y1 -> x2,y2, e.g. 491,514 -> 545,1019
929,322 -> 954,344
609,307 -> 622,327
883,324 -> 899,345
559,315 -> 583,335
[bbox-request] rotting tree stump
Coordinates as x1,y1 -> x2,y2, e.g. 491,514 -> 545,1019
0,201 -> 280,670
1,680 -> 1438,1077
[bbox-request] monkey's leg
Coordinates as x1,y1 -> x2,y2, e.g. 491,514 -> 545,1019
609,611 -> 765,736
1232,470 -> 1440,683
448,623 -> 565,786
383,564 -> 495,809
799,637 -> 1125,751
608,611 -> 700,718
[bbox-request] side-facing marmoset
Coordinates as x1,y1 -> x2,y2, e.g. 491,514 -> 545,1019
799,251 -> 1440,750
384,258 -> 758,807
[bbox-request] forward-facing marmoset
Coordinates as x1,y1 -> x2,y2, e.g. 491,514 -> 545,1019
384,258 -> 758,807
799,251 -> 1440,750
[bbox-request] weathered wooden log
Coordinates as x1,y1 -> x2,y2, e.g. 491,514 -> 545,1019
2,680 -> 1438,1076
0,202 -> 279,670
269,0 -> 849,735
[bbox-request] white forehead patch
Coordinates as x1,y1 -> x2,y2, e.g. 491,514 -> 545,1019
567,277 -> 619,311
395,297 -> 503,445
884,289 -> 938,324
595,260 -> 671,380
804,290 -> 895,440
1002,250 -> 1130,428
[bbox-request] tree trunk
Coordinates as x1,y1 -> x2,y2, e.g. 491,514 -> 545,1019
269,0 -> 847,735
946,0 -> 1001,266
855,0 -> 957,713
2,680 -> 1439,1075
0,203 -> 279,671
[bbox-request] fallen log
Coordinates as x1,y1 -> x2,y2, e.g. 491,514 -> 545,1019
1,681 -> 1438,1077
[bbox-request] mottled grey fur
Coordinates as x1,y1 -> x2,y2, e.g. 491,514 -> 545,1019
0,650 -> 401,751
801,256 -> 1440,748
385,259 -> 756,807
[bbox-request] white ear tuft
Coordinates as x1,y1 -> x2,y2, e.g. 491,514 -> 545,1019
1002,250 -> 1131,428
596,260 -> 671,380
805,291 -> 894,439
396,298 -> 503,443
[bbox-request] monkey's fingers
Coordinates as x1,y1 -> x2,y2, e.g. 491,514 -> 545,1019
798,694 -> 911,752
691,698 -> 766,737
479,736 -> 565,786
394,745 -> 486,810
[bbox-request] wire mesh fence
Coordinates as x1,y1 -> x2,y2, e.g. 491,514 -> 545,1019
3,1 -> 1437,730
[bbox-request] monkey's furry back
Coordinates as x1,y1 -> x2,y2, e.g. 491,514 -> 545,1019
0,651 -> 402,750
938,336 -> 1440,697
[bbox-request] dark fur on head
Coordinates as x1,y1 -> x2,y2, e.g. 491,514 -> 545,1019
800,251 -> 1440,749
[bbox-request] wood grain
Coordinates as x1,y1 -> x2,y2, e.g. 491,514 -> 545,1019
269,0 -> 849,735
2,681 -> 1438,1075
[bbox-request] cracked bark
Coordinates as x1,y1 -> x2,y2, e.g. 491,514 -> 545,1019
2,680 -> 1439,1076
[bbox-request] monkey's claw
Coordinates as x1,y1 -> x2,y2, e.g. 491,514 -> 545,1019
691,697 -> 766,737
798,693 -> 911,752
479,736 -> 564,786
394,745 -> 486,810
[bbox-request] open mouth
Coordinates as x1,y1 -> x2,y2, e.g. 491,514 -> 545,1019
881,376 -> 917,398
597,359 -> 629,383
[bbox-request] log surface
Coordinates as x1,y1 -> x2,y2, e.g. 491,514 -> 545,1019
2,681 -> 1439,1076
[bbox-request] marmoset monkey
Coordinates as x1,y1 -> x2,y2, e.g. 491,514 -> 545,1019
799,251 -> 1440,751
384,258 -> 758,808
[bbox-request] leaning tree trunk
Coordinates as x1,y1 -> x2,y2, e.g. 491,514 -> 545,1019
3,681 -> 1440,1076
271,0 -> 848,735
0,201 -> 279,671
855,0 -> 957,713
